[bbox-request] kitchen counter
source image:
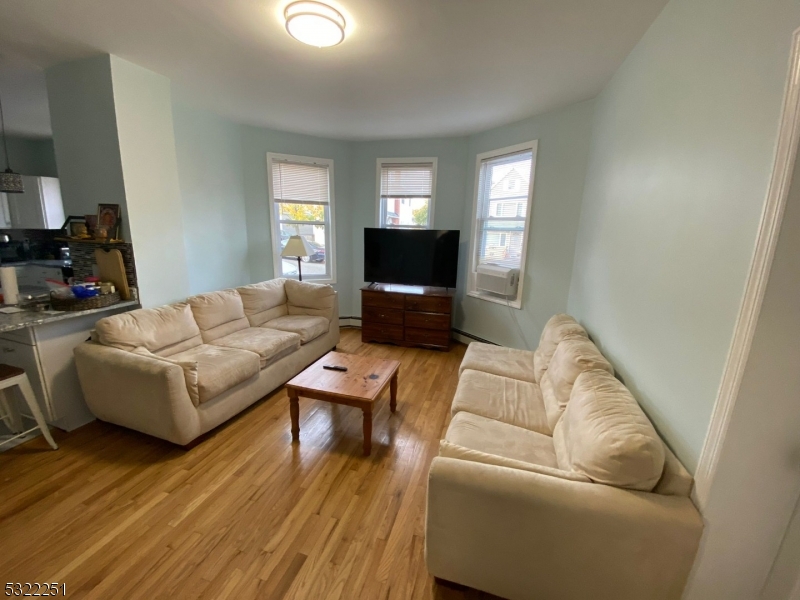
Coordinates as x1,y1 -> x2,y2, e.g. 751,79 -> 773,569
0,300 -> 139,333
1,259 -> 72,268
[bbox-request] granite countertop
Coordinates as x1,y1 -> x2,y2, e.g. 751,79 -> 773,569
1,259 -> 72,268
0,300 -> 139,333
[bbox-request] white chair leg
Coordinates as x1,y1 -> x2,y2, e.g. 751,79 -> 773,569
15,376 -> 57,450
0,387 -> 23,433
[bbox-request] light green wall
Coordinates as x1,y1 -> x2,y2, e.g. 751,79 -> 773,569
349,137 -> 469,316
457,100 -> 595,347
110,56 -> 190,307
46,55 -> 130,238
172,103 -> 251,295
2,136 -> 57,178
175,101 -> 595,328
567,0 -> 800,471
48,54 -> 191,307
240,125 -> 353,313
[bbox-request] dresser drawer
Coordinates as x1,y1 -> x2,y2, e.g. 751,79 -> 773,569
362,290 -> 405,309
405,311 -> 450,330
362,305 -> 404,325
405,327 -> 450,348
362,323 -> 405,343
404,295 -> 452,314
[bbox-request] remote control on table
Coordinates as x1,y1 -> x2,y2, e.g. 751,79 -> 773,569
323,365 -> 348,372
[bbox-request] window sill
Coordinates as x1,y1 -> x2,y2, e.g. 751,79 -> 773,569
467,290 -> 522,310
284,275 -> 336,285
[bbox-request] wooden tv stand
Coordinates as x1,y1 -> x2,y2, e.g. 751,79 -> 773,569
360,283 -> 454,351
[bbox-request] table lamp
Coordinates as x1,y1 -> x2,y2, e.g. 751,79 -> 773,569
281,235 -> 314,281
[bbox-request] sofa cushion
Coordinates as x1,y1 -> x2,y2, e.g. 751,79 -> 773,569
654,443 -> 694,497
187,289 -> 250,343
451,369 -> 550,435
211,327 -> 301,369
168,344 -> 260,405
445,411 -> 558,468
458,342 -> 535,383
540,337 -> 613,430
438,440 -> 590,482
285,279 -> 337,321
95,303 -> 203,357
263,315 -> 329,344
553,369 -> 665,492
533,314 -> 588,382
237,279 -> 289,327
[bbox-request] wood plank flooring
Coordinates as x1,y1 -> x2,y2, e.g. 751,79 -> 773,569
0,329 -> 500,599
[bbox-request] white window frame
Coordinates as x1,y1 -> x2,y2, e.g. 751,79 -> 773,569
375,157 -> 438,229
467,140 -> 538,310
267,152 -> 337,284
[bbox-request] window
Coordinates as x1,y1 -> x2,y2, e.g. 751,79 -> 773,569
468,141 -> 537,308
268,153 -> 336,282
377,158 -> 437,228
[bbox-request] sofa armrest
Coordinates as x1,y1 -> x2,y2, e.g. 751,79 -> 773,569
426,457 -> 703,600
74,342 -> 200,445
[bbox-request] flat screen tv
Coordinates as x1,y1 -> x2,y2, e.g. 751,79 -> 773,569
364,228 -> 460,288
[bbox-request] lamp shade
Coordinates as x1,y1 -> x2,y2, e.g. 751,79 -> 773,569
281,235 -> 315,258
0,169 -> 23,193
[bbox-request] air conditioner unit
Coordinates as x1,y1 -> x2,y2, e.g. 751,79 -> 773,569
476,264 -> 519,297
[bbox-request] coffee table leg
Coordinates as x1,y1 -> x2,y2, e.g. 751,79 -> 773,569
289,389 -> 300,443
390,371 -> 398,413
362,406 -> 372,456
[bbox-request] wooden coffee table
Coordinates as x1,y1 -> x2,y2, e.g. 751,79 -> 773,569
285,351 -> 400,456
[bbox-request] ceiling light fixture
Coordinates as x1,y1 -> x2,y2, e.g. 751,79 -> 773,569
284,1 -> 346,48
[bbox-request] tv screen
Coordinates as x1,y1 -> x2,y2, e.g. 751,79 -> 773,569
364,228 -> 460,288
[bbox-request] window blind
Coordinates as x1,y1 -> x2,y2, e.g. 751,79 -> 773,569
271,159 -> 330,205
475,150 -> 533,270
380,163 -> 434,198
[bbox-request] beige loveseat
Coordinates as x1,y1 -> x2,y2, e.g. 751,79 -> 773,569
74,278 -> 339,445
426,314 -> 703,600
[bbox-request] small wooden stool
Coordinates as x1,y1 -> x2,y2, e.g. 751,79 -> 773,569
0,364 -> 58,450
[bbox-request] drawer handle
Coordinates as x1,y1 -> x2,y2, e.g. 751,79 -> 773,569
2,348 -> 14,353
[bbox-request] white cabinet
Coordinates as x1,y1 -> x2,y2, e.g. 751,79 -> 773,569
0,305 -> 134,431
2,176 -> 65,229
0,193 -> 12,228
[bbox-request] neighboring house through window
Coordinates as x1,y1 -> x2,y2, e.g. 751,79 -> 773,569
377,158 -> 437,228
268,153 -> 336,282
468,140 -> 537,308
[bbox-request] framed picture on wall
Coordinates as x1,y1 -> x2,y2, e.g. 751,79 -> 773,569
97,204 -> 121,240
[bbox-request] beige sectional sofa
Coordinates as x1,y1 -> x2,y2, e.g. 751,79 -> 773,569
426,314 -> 703,600
74,278 -> 339,445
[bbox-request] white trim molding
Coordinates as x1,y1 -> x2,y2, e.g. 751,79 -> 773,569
466,140 -> 538,310
693,28 -> 800,509
266,152 -> 337,284
375,157 -> 438,229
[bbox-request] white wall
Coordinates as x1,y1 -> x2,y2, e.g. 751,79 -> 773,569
172,103 -> 251,295
567,0 -> 800,472
110,56 -> 190,307
684,121 -> 800,599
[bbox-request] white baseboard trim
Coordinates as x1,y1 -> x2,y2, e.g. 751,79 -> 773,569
693,27 -> 800,509
339,317 -> 361,328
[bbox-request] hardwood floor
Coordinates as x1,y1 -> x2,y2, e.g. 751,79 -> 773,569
0,329 -> 500,599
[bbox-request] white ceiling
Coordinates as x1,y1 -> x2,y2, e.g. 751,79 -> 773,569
0,0 -> 667,140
